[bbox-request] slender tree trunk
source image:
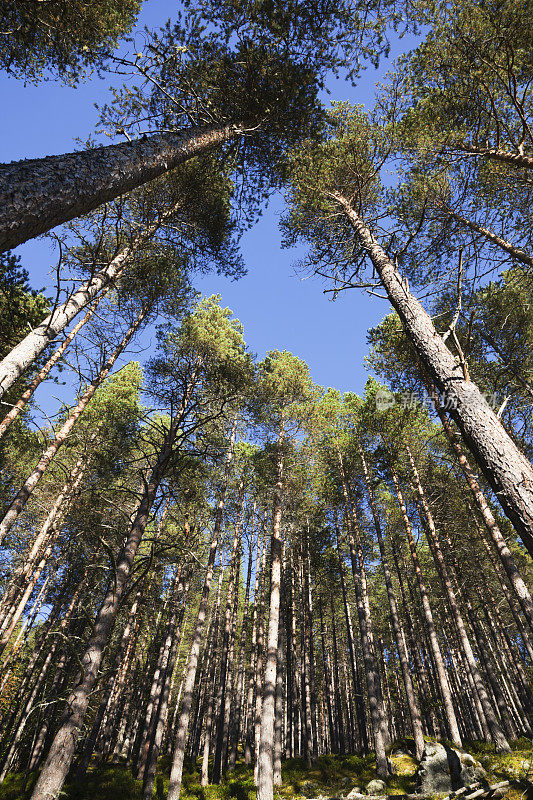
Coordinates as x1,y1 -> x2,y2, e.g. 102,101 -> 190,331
0,306 -> 147,545
29,422 -> 177,800
0,294 -> 105,440
142,570 -> 191,800
212,480 -> 244,783
404,441 -> 510,751
0,122 -> 245,253
335,524 -> 367,753
167,427 -> 236,800
453,143 -> 533,171
200,570 -> 225,786
257,427 -> 284,800
336,445 -> 389,777
332,192 -> 533,557
433,394 -> 533,633
273,620 -> 284,786
358,443 -> 425,760
388,462 -> 462,746
245,526 -> 266,765
228,517 -> 256,771
445,207 -> 533,269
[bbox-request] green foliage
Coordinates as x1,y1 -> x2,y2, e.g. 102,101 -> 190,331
0,0 -> 142,83
0,253 -> 50,363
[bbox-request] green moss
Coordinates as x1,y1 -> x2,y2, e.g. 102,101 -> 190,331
2,744 -> 530,800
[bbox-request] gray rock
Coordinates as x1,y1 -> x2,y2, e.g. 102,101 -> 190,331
365,779 -> 387,795
346,788 -> 363,798
302,781 -> 320,797
416,743 -> 487,795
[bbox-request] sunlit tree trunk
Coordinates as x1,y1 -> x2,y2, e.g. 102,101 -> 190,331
257,427 -> 284,800
0,123 -> 244,252
358,443 -> 425,760
332,192 -> 533,557
30,418 -> 180,800
167,427 -> 236,800
0,306 -> 147,545
388,462 -> 462,746
405,441 -> 510,751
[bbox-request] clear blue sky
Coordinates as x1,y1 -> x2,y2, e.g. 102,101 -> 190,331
1,0 -> 421,412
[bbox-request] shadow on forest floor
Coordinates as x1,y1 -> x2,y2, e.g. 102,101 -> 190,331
0,739 -> 531,800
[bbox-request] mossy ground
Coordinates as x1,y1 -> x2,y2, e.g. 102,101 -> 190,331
0,741 -> 531,800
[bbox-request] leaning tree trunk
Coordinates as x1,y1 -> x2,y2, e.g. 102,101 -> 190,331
0,433 -> 97,645
0,122 -> 245,252
453,143 -> 533,171
432,391 -> 533,633
445,208 -> 533,270
167,426 -> 236,800
0,195 -> 183,402
0,306 -> 147,545
0,293 -> 105,439
256,426 -> 285,800
332,192 -> 533,558
29,422 -> 178,800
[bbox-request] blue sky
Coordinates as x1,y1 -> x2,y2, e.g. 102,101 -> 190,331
1,1 -> 421,415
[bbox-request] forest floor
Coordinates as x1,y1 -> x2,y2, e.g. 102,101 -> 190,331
0,740 -> 531,800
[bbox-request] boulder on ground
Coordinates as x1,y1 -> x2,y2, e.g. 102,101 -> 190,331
416,742 -> 487,795
345,787 -> 362,798
365,779 -> 387,795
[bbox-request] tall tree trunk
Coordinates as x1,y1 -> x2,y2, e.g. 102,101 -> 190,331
433,394 -> 533,633
0,122 -> 245,253
200,571 -> 225,786
445,207 -> 533,269
167,426 -> 236,800
29,421 -> 178,800
453,143 -> 533,171
142,569 -> 191,800
332,192 -> 533,557
245,525 -> 266,765
335,444 -> 389,777
358,443 -> 425,760
0,306 -> 147,544
257,427 -> 284,800
228,516 -> 256,771
404,441 -> 510,752
388,462 -> 462,746
0,294 -> 105,440
212,479 -> 245,783
335,523 -> 367,753
0,195 -> 185,402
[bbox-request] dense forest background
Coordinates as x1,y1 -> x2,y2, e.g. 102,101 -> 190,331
0,1 -> 532,800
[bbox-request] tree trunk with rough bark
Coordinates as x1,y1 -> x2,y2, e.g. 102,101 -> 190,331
358,442 -> 425,760
433,393 -> 533,633
29,422 -> 178,800
388,462 -> 462,746
0,306 -> 147,545
404,441 -> 510,752
256,429 -> 284,800
332,192 -> 533,558
167,427 -> 236,800
335,445 -> 389,777
0,123 -> 244,252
